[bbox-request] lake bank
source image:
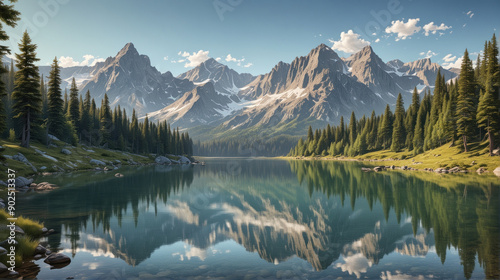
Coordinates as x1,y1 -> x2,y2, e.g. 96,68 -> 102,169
281,141 -> 500,176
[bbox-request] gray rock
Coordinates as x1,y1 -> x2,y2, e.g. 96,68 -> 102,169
89,159 -> 106,166
155,156 -> 171,165
179,156 -> 191,164
374,166 -> 384,172
61,148 -> 72,155
494,167 -> 500,177
449,166 -> 461,173
476,167 -> 486,173
0,239 -> 17,248
15,176 -> 33,188
492,149 -> 500,156
34,254 -> 43,260
42,227 -> 48,234
40,166 -> 47,170
115,173 -> 124,177
0,262 -> 7,274
361,167 -> 372,172
44,253 -> 71,264
115,159 -> 121,163
49,144 -> 58,148
14,226 -> 24,235
48,134 -> 60,141
35,149 -> 46,155
3,155 -> 12,159
12,153 -> 29,164
34,245 -> 47,255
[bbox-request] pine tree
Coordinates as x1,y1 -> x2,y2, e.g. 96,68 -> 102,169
405,88 -> 420,149
47,57 -> 65,139
142,114 -> 149,153
79,90 -> 91,143
67,77 -> 79,129
477,34 -> 500,155
391,93 -> 405,152
99,93 -> 112,146
0,0 -> 20,134
456,49 -> 476,152
12,31 -> 41,148
348,111 -> 357,146
378,105 -> 393,149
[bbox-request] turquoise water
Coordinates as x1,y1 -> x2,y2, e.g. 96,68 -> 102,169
14,158 -> 500,279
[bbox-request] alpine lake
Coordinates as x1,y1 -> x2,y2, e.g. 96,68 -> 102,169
14,158 -> 500,279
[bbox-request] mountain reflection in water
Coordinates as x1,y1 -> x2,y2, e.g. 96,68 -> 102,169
15,159 -> 499,279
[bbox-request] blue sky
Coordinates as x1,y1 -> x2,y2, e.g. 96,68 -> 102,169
5,0 -> 499,76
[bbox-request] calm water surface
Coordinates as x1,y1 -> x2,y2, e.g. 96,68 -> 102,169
15,158 -> 500,279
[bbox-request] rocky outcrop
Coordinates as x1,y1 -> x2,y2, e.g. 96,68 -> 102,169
179,156 -> 191,164
44,253 -> 71,265
89,159 -> 106,166
155,156 -> 171,165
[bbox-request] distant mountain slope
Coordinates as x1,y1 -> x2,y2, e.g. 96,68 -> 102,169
79,43 -> 195,115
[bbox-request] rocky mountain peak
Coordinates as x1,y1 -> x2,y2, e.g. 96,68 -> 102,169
116,42 -> 139,59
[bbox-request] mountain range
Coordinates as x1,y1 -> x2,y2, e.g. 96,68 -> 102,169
12,42 -> 459,140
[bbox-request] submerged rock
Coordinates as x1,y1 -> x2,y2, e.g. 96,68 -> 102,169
115,173 -> 124,177
44,253 -> 71,265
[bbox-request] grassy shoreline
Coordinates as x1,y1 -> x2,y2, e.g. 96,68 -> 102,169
0,139 -> 191,179
281,141 -> 500,174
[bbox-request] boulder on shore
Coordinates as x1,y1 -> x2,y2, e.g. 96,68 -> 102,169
374,166 -> 384,172
179,156 -> 191,164
155,156 -> 171,165
61,148 -> 72,155
15,176 -> 33,188
494,167 -> 500,177
89,159 -> 106,166
44,253 -> 71,265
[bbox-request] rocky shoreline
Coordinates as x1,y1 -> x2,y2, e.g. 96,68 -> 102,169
288,156 -> 500,177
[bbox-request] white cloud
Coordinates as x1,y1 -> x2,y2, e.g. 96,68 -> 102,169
423,22 -> 451,36
442,55 -> 463,69
243,63 -> 253,68
385,18 -> 421,40
58,55 -> 104,68
442,54 -> 457,62
463,23 -> 467,28
163,56 -> 168,61
467,10 -> 474,18
335,253 -> 372,279
330,30 -> 370,53
420,50 -> 437,59
215,57 -> 221,61
374,38 -> 380,43
178,50 -> 210,68
225,54 -> 245,66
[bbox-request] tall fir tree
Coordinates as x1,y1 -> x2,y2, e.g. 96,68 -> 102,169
378,105 -> 393,149
47,57 -> 65,139
456,49 -> 477,152
477,34 -> 500,155
99,93 -> 112,146
348,111 -> 357,146
67,77 -> 80,129
391,93 -> 406,152
12,31 -> 41,148
0,0 -> 20,134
